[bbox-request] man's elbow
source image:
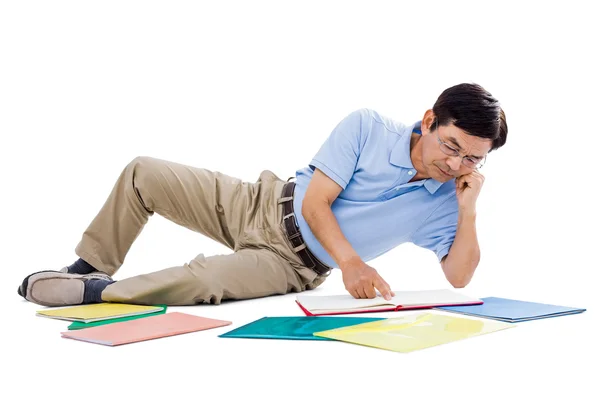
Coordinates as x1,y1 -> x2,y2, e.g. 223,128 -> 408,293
448,277 -> 471,288
442,262 -> 475,288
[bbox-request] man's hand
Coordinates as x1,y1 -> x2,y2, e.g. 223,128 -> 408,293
455,170 -> 485,212
442,170 -> 484,288
340,256 -> 395,300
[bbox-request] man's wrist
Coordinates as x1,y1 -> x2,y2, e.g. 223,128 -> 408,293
458,206 -> 477,220
337,254 -> 362,271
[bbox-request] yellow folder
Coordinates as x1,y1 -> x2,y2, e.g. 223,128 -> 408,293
313,312 -> 514,353
37,303 -> 164,323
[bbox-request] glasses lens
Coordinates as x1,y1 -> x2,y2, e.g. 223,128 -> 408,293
462,159 -> 477,168
462,157 -> 485,169
440,143 -> 459,156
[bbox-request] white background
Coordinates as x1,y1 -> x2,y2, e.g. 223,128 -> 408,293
1,1 -> 598,399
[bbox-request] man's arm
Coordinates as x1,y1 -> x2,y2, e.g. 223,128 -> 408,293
302,168 -> 394,300
441,170 -> 485,287
441,211 -> 479,287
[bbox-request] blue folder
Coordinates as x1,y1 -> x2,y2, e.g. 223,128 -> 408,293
219,316 -> 385,340
435,296 -> 586,322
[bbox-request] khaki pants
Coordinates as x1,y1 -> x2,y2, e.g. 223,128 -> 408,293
74,156 -> 326,305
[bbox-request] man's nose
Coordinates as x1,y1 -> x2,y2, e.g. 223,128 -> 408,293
447,156 -> 462,170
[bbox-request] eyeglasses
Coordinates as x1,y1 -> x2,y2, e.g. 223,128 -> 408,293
433,120 -> 487,169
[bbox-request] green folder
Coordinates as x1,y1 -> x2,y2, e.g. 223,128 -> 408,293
219,316 -> 385,340
67,305 -> 168,330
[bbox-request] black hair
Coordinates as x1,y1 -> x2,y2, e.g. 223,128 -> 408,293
431,83 -> 507,151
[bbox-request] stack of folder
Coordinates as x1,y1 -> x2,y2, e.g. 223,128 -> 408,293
35,303 -> 232,346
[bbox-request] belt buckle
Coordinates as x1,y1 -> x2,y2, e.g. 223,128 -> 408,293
283,212 -> 295,221
283,212 -> 298,229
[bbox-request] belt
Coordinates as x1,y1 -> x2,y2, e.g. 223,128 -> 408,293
279,182 -> 331,276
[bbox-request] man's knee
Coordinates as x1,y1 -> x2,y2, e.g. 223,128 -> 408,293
125,156 -> 166,210
127,156 -> 160,176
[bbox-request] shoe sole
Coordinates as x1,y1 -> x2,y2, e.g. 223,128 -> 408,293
21,271 -> 112,307
18,269 -> 57,299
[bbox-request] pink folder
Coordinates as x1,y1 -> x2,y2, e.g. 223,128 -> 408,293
60,312 -> 232,346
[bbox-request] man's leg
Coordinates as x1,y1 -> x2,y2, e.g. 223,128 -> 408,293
74,156 -> 253,275
18,156 -> 256,305
27,249 -> 319,307
98,173 -> 328,305
102,249 -> 319,305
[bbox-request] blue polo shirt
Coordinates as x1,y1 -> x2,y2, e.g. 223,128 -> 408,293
293,108 -> 459,268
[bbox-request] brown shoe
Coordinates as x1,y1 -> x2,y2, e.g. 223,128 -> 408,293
17,270 -> 113,307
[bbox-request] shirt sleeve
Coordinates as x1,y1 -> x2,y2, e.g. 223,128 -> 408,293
412,197 -> 458,262
309,109 -> 371,190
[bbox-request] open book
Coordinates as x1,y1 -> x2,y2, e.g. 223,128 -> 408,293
296,289 -> 483,316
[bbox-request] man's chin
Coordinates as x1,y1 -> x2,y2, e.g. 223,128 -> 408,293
436,176 -> 454,183
435,165 -> 455,181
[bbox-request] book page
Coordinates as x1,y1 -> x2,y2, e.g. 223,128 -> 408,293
390,289 -> 480,307
297,289 -> 481,313
296,294 -> 397,312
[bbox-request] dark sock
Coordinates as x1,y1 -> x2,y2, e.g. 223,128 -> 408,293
66,258 -> 98,275
83,279 -> 114,304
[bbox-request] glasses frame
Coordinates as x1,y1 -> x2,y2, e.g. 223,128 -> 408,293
432,119 -> 487,170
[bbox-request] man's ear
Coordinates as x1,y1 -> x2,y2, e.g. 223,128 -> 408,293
421,109 -> 436,136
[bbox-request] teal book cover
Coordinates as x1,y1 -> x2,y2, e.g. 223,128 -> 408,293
219,316 -> 385,340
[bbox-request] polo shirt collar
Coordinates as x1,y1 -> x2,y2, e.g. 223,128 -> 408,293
424,177 -> 444,194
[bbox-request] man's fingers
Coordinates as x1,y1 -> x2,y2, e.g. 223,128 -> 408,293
364,284 -> 377,299
378,275 -> 395,297
356,287 -> 368,299
374,276 -> 393,300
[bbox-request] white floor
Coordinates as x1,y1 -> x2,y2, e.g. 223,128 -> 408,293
4,266 -> 595,400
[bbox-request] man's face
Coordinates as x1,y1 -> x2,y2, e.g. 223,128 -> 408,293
421,121 -> 493,183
